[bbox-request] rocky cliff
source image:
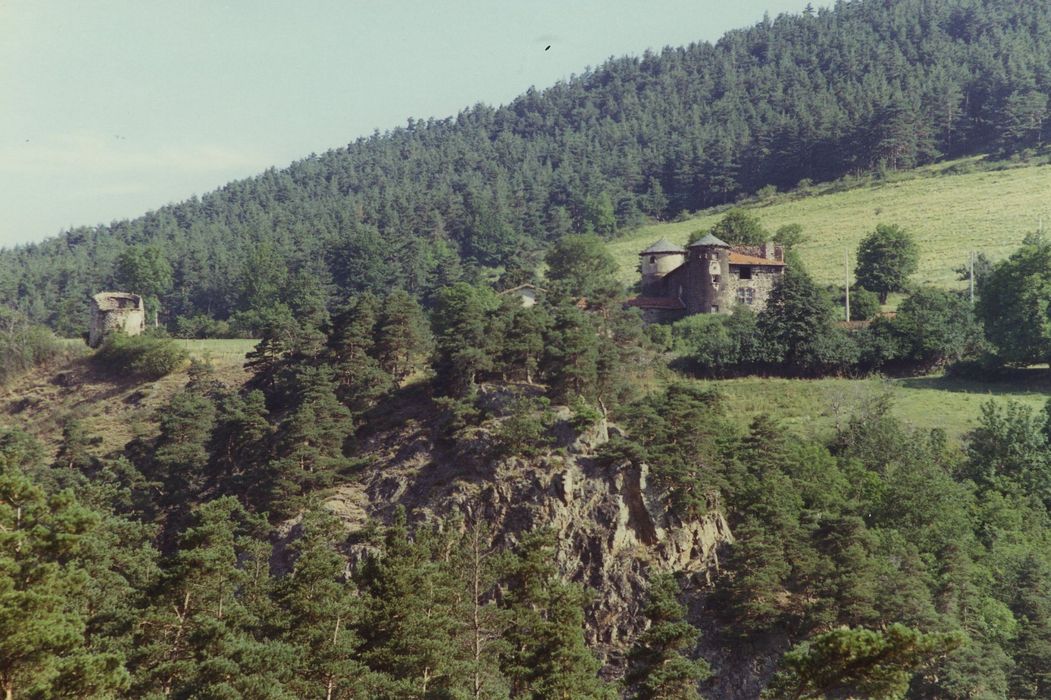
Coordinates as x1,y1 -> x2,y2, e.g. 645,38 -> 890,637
319,387 -> 734,667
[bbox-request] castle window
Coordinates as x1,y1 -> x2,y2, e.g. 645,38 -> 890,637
712,275 -> 721,285
738,266 -> 752,280
649,255 -> 656,264
736,287 -> 755,305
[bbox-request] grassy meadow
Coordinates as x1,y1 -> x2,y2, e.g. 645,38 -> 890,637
609,158 -> 1051,288
173,338 -> 259,365
695,371 -> 1051,442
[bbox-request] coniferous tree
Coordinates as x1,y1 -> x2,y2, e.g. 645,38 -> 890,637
267,365 -> 354,516
356,511 -> 469,698
431,283 -> 499,396
133,498 -> 292,699
625,573 -> 711,700
0,466 -> 130,700
327,292 -> 393,415
273,510 -> 372,699
542,304 -> 599,403
497,302 -> 551,384
374,289 -> 431,383
501,530 -> 611,700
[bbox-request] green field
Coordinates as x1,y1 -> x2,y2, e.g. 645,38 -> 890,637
173,338 -> 258,363
609,158 -> 1051,288
698,371 -> 1051,442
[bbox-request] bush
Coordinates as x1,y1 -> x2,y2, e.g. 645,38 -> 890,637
672,314 -> 738,370
491,394 -> 555,458
92,333 -> 189,380
847,286 -> 881,321
0,318 -> 72,385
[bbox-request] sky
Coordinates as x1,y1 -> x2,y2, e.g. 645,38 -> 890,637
0,0 -> 819,248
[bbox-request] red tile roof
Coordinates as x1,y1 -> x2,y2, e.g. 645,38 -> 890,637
728,252 -> 786,266
625,296 -> 686,310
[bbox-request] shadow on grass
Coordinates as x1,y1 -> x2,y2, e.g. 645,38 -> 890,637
897,367 -> 1051,396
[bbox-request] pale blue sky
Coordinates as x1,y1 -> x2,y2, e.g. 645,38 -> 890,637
1,0 -> 817,247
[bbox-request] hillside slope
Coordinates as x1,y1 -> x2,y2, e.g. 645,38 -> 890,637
609,158 -> 1051,287
4,0 -> 1051,333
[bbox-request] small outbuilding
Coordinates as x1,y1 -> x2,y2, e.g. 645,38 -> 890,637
499,283 -> 546,308
88,292 -> 146,348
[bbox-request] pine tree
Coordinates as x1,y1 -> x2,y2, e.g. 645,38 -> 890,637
497,302 -> 550,383
450,523 -> 511,700
1010,555 -> 1051,698
355,510 -> 469,697
274,510 -> 372,699
501,530 -> 611,699
542,304 -> 599,403
211,389 -> 272,502
374,290 -> 431,383
132,498 -> 293,698
152,388 -> 218,512
327,292 -> 393,415
763,624 -> 962,700
0,466 -> 129,699
431,283 -> 499,396
267,366 -> 354,516
625,573 -> 711,700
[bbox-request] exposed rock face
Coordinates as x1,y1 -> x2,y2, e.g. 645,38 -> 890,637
320,397 -> 733,661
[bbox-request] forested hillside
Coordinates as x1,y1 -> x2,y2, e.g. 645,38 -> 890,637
4,0 -> 1051,334
7,250 -> 1051,697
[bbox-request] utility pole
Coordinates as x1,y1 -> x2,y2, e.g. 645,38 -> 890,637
844,246 -> 850,322
969,251 -> 975,305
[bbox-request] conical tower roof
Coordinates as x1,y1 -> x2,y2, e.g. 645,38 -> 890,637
640,238 -> 686,255
688,233 -> 730,248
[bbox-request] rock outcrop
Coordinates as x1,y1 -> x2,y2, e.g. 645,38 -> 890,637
320,394 -> 733,661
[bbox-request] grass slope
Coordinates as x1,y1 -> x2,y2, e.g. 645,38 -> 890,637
700,371 -> 1051,442
1,338 -> 256,458
610,158 -> 1051,288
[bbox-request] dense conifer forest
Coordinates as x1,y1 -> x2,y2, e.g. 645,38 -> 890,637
3,0 -> 1051,333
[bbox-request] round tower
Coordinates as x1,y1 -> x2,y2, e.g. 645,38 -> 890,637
685,233 -> 731,314
639,239 -> 686,295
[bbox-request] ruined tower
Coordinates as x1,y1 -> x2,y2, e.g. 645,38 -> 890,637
88,292 -> 146,348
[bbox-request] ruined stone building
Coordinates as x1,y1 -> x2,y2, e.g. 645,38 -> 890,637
626,234 -> 786,322
88,292 -> 146,347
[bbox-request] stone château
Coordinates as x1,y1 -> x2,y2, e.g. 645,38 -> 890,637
626,234 -> 786,322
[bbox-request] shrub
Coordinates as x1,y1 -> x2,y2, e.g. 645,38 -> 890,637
491,395 -> 555,458
0,318 -> 73,385
847,286 -> 881,321
92,333 -> 189,380
672,314 -> 738,370
893,287 -> 985,367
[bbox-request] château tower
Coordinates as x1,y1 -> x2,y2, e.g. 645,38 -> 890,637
684,233 -> 732,314
639,239 -> 686,295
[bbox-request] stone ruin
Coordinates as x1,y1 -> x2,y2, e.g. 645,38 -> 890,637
88,292 -> 146,348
